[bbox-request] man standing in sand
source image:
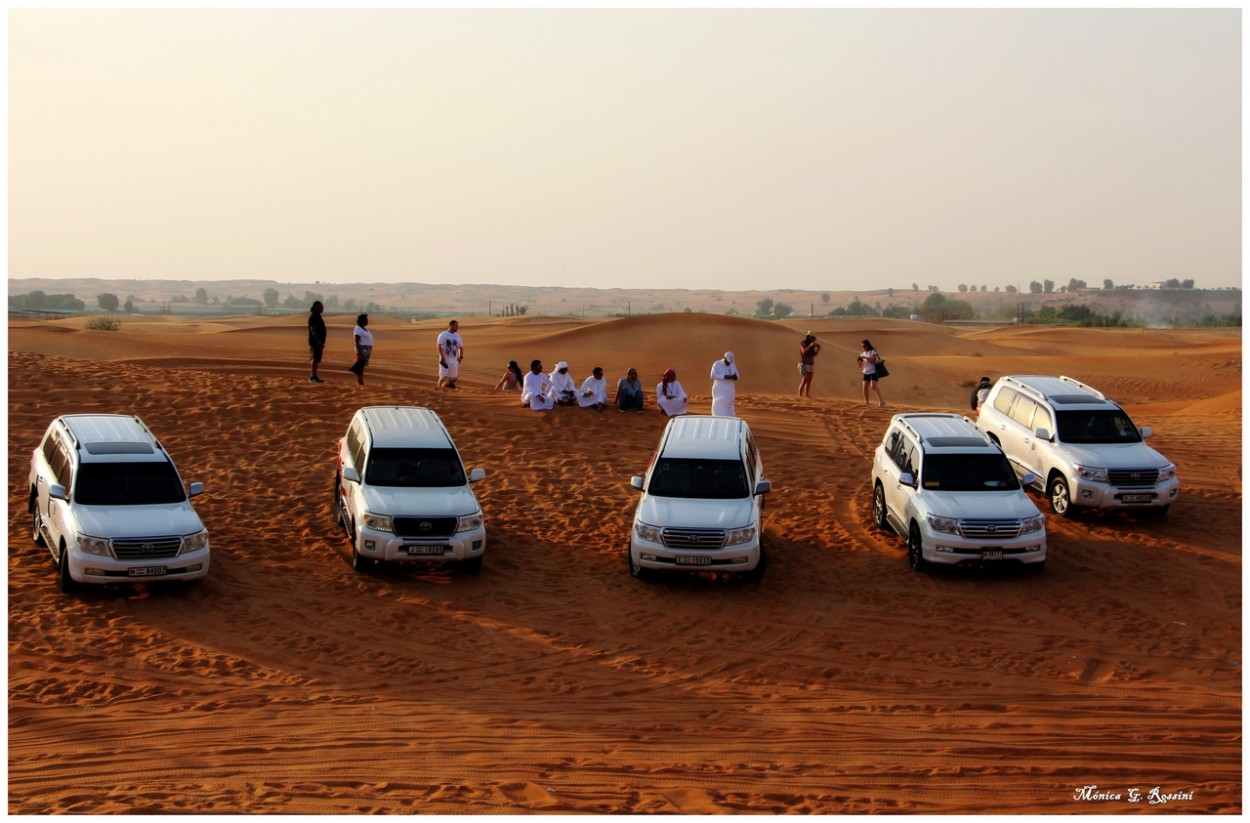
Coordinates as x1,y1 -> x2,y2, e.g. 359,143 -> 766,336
436,320 -> 464,390
308,301 -> 327,383
798,332 -> 820,397
710,352 -> 739,417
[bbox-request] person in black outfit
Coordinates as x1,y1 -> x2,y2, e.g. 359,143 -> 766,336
308,301 -> 327,383
970,376 -> 992,411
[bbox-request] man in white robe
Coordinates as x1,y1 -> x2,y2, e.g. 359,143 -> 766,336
521,359 -> 555,410
550,361 -> 577,406
656,369 -> 688,417
710,351 -> 739,417
577,366 -> 608,411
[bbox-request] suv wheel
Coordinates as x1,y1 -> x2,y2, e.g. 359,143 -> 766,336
871,484 -> 890,531
740,545 -> 766,583
30,499 -> 45,548
57,546 -> 81,593
332,478 -> 342,527
460,554 -> 484,574
1048,474 -> 1077,518
628,548 -> 657,582
351,531 -> 375,572
907,524 -> 931,573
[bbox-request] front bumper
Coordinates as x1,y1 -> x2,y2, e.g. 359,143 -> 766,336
355,526 -> 486,564
920,531 -> 1047,566
71,546 -> 211,583
629,533 -> 760,573
1069,476 -> 1180,510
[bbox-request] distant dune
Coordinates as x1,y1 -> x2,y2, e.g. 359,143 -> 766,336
7,313 -> 1242,813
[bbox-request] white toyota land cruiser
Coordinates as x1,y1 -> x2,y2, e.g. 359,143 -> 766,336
333,406 -> 487,573
871,413 -> 1046,573
975,375 -> 1179,517
28,414 -> 210,592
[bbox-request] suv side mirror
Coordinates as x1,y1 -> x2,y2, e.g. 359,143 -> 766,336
754,480 -> 772,496
188,482 -> 204,497
1020,472 -> 1036,487
342,466 -> 360,484
468,468 -> 486,483
630,475 -> 645,491
1140,426 -> 1152,438
1033,427 -> 1052,441
49,483 -> 68,501
897,471 -> 916,487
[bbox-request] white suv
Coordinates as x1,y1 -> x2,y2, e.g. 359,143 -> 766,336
628,415 -> 772,582
28,414 -> 210,592
976,375 -> 1179,517
871,413 -> 1046,573
333,406 -> 487,573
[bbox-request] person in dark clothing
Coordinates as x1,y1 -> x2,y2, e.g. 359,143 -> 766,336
308,301 -> 327,383
971,376 -> 993,411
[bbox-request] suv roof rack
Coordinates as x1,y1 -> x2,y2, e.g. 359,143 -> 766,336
1057,375 -> 1108,401
894,412 -> 978,444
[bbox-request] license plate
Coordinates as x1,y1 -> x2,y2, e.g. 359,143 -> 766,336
1120,494 -> 1154,504
675,555 -> 711,566
981,550 -> 1003,561
406,545 -> 447,556
129,566 -> 167,577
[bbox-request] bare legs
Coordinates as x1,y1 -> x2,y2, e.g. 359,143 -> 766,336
862,377 -> 884,406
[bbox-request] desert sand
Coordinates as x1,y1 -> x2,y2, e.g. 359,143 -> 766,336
7,312 -> 1242,814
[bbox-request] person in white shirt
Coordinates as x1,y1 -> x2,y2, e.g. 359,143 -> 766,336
521,359 -> 555,410
436,320 -> 464,390
549,361 -> 577,406
577,366 -> 608,411
709,351 -> 739,417
656,368 -> 688,417
349,314 -> 373,386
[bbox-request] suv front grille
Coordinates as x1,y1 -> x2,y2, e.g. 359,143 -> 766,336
113,536 -> 183,559
959,520 -> 1023,540
662,528 -> 727,550
1108,468 -> 1160,487
392,516 -> 459,538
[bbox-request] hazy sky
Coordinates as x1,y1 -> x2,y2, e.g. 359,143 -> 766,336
8,7 -> 1242,292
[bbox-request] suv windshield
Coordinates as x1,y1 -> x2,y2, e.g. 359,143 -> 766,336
647,458 -> 748,499
921,454 -> 1020,492
75,462 -> 188,505
366,448 -> 466,487
1055,410 -> 1142,444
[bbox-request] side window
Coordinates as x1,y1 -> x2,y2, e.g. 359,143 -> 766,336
345,423 -> 367,473
888,431 -> 906,469
901,438 -> 919,478
1010,398 -> 1037,429
1033,405 -> 1054,436
49,444 -> 73,489
884,429 -> 900,463
993,387 -> 1017,416
744,432 -> 759,480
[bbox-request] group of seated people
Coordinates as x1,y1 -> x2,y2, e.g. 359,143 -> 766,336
498,359 -> 689,416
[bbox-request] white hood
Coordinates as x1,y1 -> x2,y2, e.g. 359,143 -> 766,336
362,484 -> 481,517
920,490 -> 1040,521
74,502 -> 205,539
1058,441 -> 1170,470
637,495 -> 755,529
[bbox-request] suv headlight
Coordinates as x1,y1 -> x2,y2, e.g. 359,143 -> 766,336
634,521 -> 662,543
181,530 -> 209,554
78,534 -> 112,557
725,526 -> 756,546
456,512 -> 484,533
1019,515 -> 1046,535
1159,463 -> 1177,481
926,515 -> 960,535
1072,464 -> 1109,483
362,511 -> 394,533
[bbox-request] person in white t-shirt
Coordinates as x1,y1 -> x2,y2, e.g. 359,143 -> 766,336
521,359 -> 555,410
577,366 -> 608,411
436,320 -> 464,389
349,314 -> 373,386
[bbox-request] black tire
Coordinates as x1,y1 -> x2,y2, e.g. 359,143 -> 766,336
30,500 -> 46,548
1048,474 -> 1077,518
460,554 -> 484,574
351,530 -> 375,572
332,477 -> 342,528
1027,559 -> 1046,573
740,545 -> 767,583
57,546 -> 81,593
872,483 -> 890,531
907,524 -> 931,573
628,547 -> 657,581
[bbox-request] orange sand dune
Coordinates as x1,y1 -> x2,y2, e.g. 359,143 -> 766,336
7,314 -> 1242,814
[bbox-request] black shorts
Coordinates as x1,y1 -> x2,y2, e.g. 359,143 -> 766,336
862,372 -> 878,382
310,344 -> 324,364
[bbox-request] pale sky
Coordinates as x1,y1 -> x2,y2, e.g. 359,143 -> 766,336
8,7 -> 1242,292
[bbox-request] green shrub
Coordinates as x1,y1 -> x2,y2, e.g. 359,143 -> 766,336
85,316 -> 121,331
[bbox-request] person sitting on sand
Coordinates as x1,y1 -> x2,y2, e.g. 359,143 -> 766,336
521,359 -> 555,410
577,366 -> 608,411
614,368 -> 645,414
549,361 -> 577,406
495,360 -> 523,392
656,368 -> 688,417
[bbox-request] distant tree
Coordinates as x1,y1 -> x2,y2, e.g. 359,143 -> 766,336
958,284 -> 968,293
324,294 -> 339,309
1005,285 -> 1018,294
980,285 -> 987,292
912,283 -> 919,292
1181,279 -> 1195,289
887,287 -> 894,298
282,294 -> 301,308
882,305 -> 912,319
773,302 -> 794,319
194,287 -> 208,304
97,293 -> 120,311
123,299 -> 135,313
929,285 -> 940,292
820,293 -> 830,305
1067,278 -> 1087,292
1165,278 -> 1181,289
755,298 -> 774,317
302,290 -> 324,305
1043,279 -> 1055,294
263,287 -> 280,308
1103,278 -> 1114,290
1028,281 -> 1043,294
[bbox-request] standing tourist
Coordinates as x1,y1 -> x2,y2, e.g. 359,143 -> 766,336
709,352 -> 739,417
349,314 -> 373,386
857,339 -> 885,407
308,301 -> 327,383
797,332 -> 820,397
436,320 -> 464,390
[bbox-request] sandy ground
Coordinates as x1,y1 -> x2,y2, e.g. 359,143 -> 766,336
7,313 -> 1242,814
